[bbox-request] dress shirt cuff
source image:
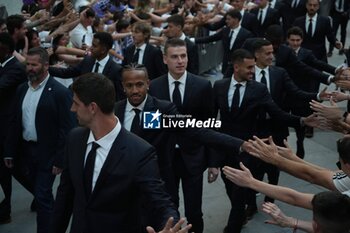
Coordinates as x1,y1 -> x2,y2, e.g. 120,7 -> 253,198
3,157 -> 13,160
189,37 -> 195,43
316,93 -> 321,101
328,75 -> 335,84
300,117 -> 305,127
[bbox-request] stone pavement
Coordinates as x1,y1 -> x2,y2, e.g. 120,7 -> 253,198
1,1 -> 349,232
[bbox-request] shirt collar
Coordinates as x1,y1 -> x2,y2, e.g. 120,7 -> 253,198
87,117 -> 122,149
0,56 -> 14,67
125,94 -> 148,112
179,33 -> 187,40
168,71 -> 187,85
255,65 -> 268,75
96,54 -> 110,67
306,13 -> 318,21
231,75 -> 247,87
28,74 -> 50,90
135,43 -> 147,51
261,4 -> 269,11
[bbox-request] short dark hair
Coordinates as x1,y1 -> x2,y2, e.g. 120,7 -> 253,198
27,47 -> 49,64
225,9 -> 242,21
133,22 -> 152,42
6,15 -> 26,35
164,38 -> 186,55
26,29 -> 39,49
166,14 -> 184,28
252,38 -> 272,54
0,32 -> 15,53
122,63 -> 149,80
312,191 -> 350,233
287,26 -> 304,39
265,25 -> 284,46
94,32 -> 114,50
71,73 -> 116,114
231,49 -> 254,64
116,19 -> 130,32
337,137 -> 350,164
79,6 -> 96,18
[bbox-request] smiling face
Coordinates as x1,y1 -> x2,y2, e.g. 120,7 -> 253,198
163,46 -> 188,79
122,69 -> 149,106
255,44 -> 274,68
234,58 -> 255,82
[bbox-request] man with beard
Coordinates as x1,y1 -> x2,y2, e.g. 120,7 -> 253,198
4,47 -> 76,233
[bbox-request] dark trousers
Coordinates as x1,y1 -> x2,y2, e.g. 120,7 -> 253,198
0,159 -> 11,217
22,141 -> 55,233
164,149 -> 204,233
330,11 -> 349,52
222,153 -> 256,233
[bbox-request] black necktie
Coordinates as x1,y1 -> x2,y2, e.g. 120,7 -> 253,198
258,10 -> 263,25
260,70 -> 267,85
84,142 -> 100,198
231,83 -> 242,111
94,62 -> 100,73
308,18 -> 313,37
130,108 -> 142,135
229,30 -> 234,49
172,81 -> 182,109
132,48 -> 141,63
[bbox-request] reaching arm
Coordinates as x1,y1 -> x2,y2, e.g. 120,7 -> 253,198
222,163 -> 314,209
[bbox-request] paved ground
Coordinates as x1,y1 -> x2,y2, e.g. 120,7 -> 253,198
1,1 -> 349,232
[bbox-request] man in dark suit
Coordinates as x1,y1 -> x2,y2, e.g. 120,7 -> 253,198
51,73 -> 186,233
293,0 -> 342,62
122,22 -> 167,80
250,0 -> 280,37
49,32 -> 125,101
286,26 -> 337,157
213,49 -> 319,233
329,0 -> 350,56
0,32 -> 27,224
195,9 -> 254,76
164,15 -> 199,75
279,0 -> 307,33
203,0 -> 258,35
245,38 -> 329,217
148,38 -> 216,233
4,47 -> 75,233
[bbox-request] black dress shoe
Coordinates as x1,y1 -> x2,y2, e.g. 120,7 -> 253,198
245,205 -> 258,220
0,215 -> 11,224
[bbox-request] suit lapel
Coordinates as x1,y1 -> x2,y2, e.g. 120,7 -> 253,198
102,58 -> 113,76
77,129 -> 90,201
223,79 -> 231,109
268,66 -> 276,96
158,75 -> 171,100
240,81 -> 254,109
90,128 -> 127,199
183,74 -> 194,108
115,100 -> 127,124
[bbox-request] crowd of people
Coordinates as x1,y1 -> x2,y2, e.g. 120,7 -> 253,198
0,0 -> 350,233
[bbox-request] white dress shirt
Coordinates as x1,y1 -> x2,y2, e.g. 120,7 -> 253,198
255,66 -> 271,92
306,13 -> 317,37
229,26 -> 241,50
168,71 -> 187,104
85,119 -> 121,190
258,5 -> 269,24
123,95 -> 147,131
70,23 -> 93,49
228,76 -> 247,108
134,43 -> 147,65
22,75 -> 50,141
93,55 -> 110,73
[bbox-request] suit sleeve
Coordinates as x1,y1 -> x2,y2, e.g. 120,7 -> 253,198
195,30 -> 224,44
282,68 -> 318,101
53,88 -> 76,168
203,17 -> 225,31
303,50 -> 336,74
285,49 -> 330,84
49,59 -> 84,78
51,140 -> 74,233
136,147 -> 179,231
0,62 -> 26,99
262,86 -> 301,128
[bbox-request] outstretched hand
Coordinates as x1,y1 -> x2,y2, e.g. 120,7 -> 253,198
146,217 -> 192,233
